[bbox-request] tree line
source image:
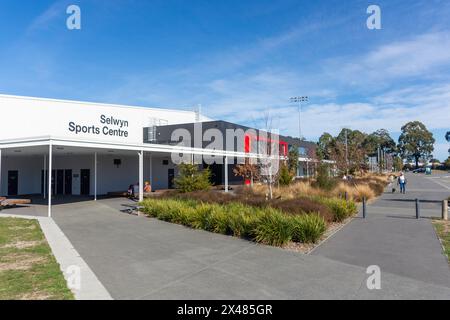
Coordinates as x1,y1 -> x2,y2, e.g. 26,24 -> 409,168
317,121 -> 438,173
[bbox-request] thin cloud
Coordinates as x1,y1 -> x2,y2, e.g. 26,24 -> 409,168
324,31 -> 450,86
26,1 -> 69,34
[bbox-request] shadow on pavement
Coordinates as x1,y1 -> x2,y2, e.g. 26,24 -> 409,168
384,198 -> 443,204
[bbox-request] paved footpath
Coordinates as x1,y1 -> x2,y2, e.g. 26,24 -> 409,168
313,171 -> 450,289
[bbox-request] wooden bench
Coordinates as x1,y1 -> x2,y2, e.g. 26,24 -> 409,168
107,190 -> 171,199
107,191 -> 129,197
0,198 -> 31,208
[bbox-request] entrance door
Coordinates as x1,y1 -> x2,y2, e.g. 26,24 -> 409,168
64,170 -> 72,195
40,170 -> 56,195
56,170 -> 64,195
51,170 -> 56,195
168,168 -> 175,189
8,171 -> 18,196
80,169 -> 90,195
41,170 -> 45,195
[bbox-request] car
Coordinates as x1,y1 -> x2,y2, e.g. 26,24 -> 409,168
412,168 -> 425,173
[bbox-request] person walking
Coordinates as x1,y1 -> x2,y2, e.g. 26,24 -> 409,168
397,172 -> 407,194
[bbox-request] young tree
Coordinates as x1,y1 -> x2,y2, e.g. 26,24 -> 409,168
174,163 -> 212,193
398,121 -> 435,168
328,138 -> 347,174
446,131 -> 450,157
336,128 -> 367,174
445,157 -> 450,170
364,129 -> 396,172
317,132 -> 334,160
314,163 -> 336,191
393,156 -> 403,172
278,164 -> 294,186
257,112 -> 279,200
364,129 -> 396,154
287,148 -> 299,175
233,162 -> 260,186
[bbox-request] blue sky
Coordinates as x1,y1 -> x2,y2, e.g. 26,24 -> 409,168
0,0 -> 449,159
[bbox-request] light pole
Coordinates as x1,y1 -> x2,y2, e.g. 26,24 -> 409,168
290,96 -> 308,140
345,129 -> 348,176
341,126 -> 350,177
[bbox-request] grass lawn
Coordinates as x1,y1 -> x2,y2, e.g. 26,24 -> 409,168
0,218 -> 74,300
433,220 -> 450,264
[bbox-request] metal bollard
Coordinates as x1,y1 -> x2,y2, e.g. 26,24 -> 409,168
362,197 -> 366,219
345,192 -> 348,202
443,200 -> 448,221
415,199 -> 420,219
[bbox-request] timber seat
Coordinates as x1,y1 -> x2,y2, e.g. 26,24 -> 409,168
0,198 -> 31,208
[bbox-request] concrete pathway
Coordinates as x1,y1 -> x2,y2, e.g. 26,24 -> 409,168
313,172 -> 450,289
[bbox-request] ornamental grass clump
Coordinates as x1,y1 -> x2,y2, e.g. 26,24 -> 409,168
353,184 -> 376,202
291,213 -> 326,243
314,197 -> 358,222
253,210 -> 293,246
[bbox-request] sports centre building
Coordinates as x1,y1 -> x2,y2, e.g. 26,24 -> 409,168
0,94 -> 317,216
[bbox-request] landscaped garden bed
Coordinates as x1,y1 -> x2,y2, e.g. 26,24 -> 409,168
141,197 -> 329,246
141,167 -> 387,252
140,180 -> 364,251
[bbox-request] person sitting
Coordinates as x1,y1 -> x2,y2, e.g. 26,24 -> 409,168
144,181 -> 152,193
127,184 -> 134,198
133,182 -> 139,197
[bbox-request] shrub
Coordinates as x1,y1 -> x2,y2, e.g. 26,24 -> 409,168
291,213 -> 326,243
253,210 -> 293,246
246,181 -> 326,200
333,179 -> 384,202
174,163 -> 212,193
278,164 -> 294,186
368,182 -> 385,196
192,204 -> 216,231
270,198 -> 334,222
225,202 -> 261,238
333,182 -> 354,200
353,184 -> 376,202
314,197 -> 358,222
313,163 -> 336,191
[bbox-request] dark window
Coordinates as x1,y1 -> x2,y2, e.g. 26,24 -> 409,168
168,169 -> 175,189
80,169 -> 90,195
7,171 -> 18,196
56,170 -> 64,195
64,170 -> 72,195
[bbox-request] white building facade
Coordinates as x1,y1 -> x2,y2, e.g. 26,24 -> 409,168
0,94 -> 231,216
0,94 -> 315,217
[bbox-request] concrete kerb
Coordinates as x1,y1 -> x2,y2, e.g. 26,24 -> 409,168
0,213 -> 112,300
